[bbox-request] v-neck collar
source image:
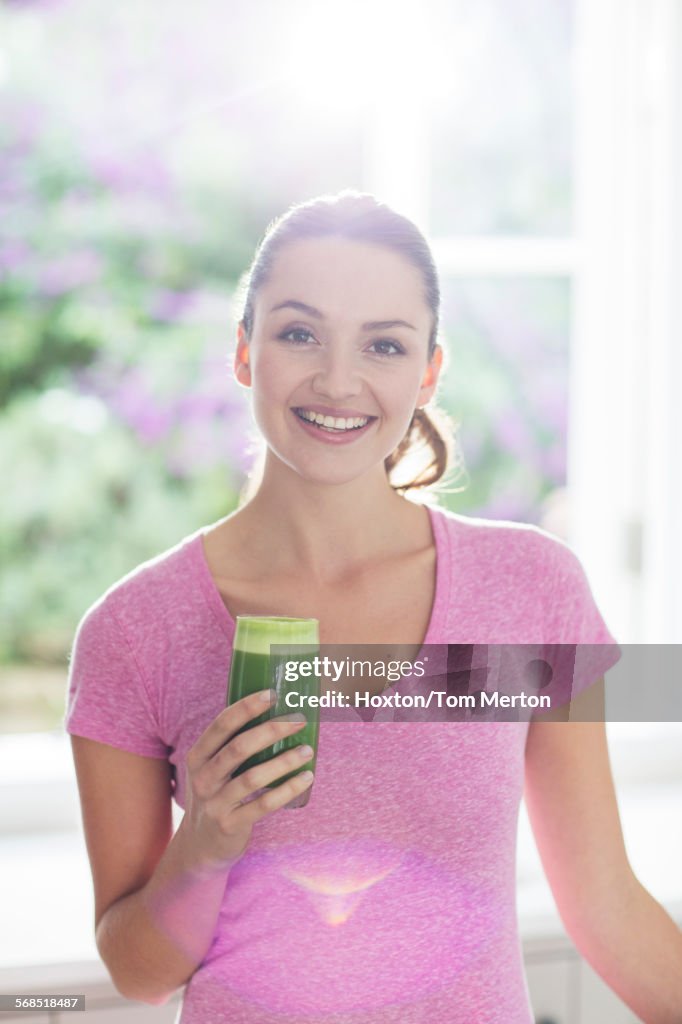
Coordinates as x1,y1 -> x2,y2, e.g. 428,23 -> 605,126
190,502 -> 452,652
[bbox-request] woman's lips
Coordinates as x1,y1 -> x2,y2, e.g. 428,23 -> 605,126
291,407 -> 377,445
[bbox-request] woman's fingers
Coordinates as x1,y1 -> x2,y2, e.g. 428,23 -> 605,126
210,712 -> 309,784
181,691 -> 315,871
223,735 -> 315,805
187,689 -> 278,766
187,690 -> 311,798
232,765 -> 315,825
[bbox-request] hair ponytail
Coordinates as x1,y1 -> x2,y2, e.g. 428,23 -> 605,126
385,402 -> 465,497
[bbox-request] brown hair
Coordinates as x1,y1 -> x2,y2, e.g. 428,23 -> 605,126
233,190 -> 463,499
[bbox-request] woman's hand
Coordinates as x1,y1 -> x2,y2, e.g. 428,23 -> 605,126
180,690 -> 313,872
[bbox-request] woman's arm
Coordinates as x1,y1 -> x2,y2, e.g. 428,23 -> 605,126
525,680 -> 682,1024
71,736 -> 232,1005
71,693 -> 313,1005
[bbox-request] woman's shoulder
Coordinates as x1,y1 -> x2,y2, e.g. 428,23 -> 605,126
429,502 -> 573,573
75,529 -> 206,639
428,502 -> 618,645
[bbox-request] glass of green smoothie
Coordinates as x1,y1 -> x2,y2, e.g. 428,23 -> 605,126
226,616 -> 320,808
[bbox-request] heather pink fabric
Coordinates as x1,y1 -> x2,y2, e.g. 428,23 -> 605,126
64,504 -> 621,1023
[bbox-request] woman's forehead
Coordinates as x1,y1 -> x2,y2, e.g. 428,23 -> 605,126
258,237 -> 429,323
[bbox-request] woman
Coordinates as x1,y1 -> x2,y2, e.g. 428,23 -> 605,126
66,191 -> 682,1023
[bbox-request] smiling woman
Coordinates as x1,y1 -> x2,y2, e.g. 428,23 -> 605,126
64,190 -> 682,1024
244,243 -> 435,455
232,191 -> 457,501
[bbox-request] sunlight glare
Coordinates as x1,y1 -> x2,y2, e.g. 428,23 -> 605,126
282,0 -> 454,114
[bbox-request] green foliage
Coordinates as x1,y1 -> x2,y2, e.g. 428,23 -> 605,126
0,33 -> 257,665
0,391 -> 240,663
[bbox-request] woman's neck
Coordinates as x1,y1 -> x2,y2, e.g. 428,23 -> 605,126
227,462 -> 427,584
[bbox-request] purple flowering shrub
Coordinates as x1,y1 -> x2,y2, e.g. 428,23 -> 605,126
0,20 -> 260,662
437,277 -> 569,525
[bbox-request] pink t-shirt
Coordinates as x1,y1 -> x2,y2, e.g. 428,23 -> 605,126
64,504 -> 621,1023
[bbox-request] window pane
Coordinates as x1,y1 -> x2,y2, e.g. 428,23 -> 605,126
429,0 -> 574,236
437,276 -> 570,526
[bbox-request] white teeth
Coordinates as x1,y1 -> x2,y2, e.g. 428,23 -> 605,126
296,409 -> 370,431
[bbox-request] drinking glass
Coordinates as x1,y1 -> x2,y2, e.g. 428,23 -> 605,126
227,616 -> 320,808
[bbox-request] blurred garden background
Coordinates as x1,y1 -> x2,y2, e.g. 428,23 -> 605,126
2,0 -> 575,729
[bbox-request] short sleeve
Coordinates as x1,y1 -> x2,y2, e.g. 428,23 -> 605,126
544,537 -> 617,644
63,597 -> 169,758
538,537 -> 622,705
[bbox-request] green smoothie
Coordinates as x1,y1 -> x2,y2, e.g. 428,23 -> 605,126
226,616 -> 320,806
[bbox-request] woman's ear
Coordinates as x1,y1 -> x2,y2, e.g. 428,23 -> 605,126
417,345 -> 443,406
234,322 -> 252,387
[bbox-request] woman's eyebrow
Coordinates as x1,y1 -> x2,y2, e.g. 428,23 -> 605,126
269,299 -> 416,331
269,300 -> 323,319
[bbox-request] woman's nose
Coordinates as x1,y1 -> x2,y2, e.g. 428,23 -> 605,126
311,349 -> 362,399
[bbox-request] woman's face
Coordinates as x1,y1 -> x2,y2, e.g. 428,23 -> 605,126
234,236 -> 443,487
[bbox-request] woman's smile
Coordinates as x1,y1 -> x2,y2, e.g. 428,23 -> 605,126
291,405 -> 378,444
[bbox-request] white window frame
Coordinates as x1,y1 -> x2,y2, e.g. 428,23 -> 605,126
571,0 -> 682,644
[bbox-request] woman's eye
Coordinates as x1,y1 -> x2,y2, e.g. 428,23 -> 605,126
369,338 -> 405,356
278,328 -> 315,344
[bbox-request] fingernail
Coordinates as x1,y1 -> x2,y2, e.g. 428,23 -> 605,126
259,688 -> 276,702
298,745 -> 314,758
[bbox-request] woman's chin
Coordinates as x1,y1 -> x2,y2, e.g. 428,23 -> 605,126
272,456 -> 388,490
